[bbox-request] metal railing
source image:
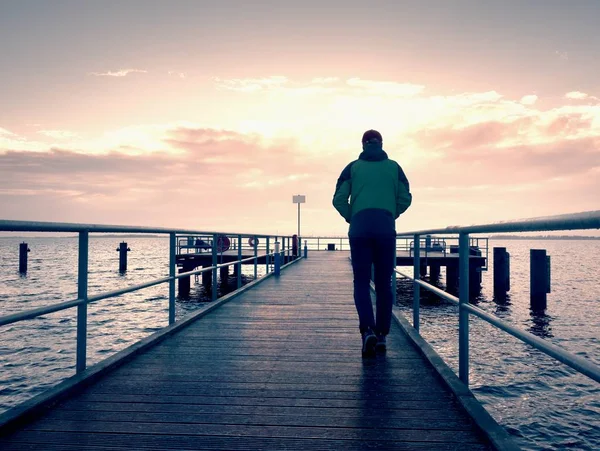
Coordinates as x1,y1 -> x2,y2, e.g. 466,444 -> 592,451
394,210 -> 600,385
302,235 -> 489,270
0,220 -> 302,376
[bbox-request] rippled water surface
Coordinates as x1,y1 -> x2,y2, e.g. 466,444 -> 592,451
1,236 -> 598,450
0,235 -> 262,414
395,239 -> 599,451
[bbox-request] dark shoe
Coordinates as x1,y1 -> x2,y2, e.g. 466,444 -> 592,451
361,329 -> 377,357
375,335 -> 387,353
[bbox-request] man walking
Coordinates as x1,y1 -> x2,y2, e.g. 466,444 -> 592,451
333,130 -> 412,356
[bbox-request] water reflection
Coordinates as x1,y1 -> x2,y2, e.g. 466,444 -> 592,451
394,275 -> 484,306
493,292 -> 513,315
528,311 -> 554,339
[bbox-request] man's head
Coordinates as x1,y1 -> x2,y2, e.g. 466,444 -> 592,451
362,129 -> 383,145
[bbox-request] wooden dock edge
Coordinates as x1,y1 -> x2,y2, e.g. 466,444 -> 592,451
0,257 -> 304,435
391,310 -> 522,451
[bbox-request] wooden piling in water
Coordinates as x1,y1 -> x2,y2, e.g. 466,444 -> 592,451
430,264 -> 440,280
493,247 -> 510,297
469,265 -> 482,294
201,266 -> 211,287
530,249 -> 550,310
220,265 -> 229,285
446,263 -> 458,291
19,242 -> 30,273
178,264 -> 193,297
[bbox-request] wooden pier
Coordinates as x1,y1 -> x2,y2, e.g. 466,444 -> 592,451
176,248 -> 487,295
0,252 -> 513,450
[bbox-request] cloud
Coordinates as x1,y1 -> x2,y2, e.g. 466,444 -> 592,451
3,78 -> 600,232
346,78 -> 425,97
520,95 -> 538,105
565,91 -> 588,100
88,69 -> 147,77
168,71 -> 186,79
37,130 -> 79,139
0,126 -> 341,230
311,77 -> 339,84
0,128 -> 16,137
214,76 -> 288,92
555,50 -> 569,61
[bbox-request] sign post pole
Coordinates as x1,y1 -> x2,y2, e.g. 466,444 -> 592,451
292,194 -> 306,248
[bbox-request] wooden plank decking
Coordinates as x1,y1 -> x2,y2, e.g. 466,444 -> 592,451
1,252 -> 495,451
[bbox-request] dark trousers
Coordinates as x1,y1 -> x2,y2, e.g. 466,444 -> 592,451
349,235 -> 396,335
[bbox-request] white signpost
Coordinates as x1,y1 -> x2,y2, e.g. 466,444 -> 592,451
292,195 -> 306,240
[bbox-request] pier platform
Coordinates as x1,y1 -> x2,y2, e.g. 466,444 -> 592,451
1,252 -> 505,450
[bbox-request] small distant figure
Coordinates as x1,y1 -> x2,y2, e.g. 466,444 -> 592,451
333,129 -> 412,356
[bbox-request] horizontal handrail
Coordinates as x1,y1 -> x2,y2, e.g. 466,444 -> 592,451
0,298 -> 86,327
394,210 -> 600,388
461,302 -> 600,383
0,219 -> 284,238
0,250 -> 279,328
395,268 -> 459,304
394,268 -> 600,383
0,219 -> 300,380
397,210 -> 600,236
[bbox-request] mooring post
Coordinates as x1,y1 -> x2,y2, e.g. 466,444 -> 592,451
19,242 -> 30,273
531,249 -> 550,310
304,240 -> 308,259
493,247 -> 511,297
274,241 -> 281,276
116,242 -> 130,272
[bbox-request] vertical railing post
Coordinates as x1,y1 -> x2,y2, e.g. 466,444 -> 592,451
459,232 -> 470,386
169,232 -> 176,325
237,234 -> 242,289
274,241 -> 281,276
283,237 -> 291,263
212,233 -> 218,301
253,236 -> 258,280
266,237 -> 270,274
76,230 -> 89,374
413,234 -> 420,332
392,236 -> 397,297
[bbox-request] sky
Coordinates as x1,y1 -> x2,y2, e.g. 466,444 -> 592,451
1,0 -> 599,236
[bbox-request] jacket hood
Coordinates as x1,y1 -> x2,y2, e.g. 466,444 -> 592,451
359,141 -> 388,161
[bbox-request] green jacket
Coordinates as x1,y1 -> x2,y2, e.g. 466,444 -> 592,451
332,144 -> 412,234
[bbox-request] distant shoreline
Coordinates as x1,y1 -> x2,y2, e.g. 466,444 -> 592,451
1,234 -> 599,240
489,235 -> 600,240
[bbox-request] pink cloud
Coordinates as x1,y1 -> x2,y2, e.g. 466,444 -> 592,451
88,69 -> 147,77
